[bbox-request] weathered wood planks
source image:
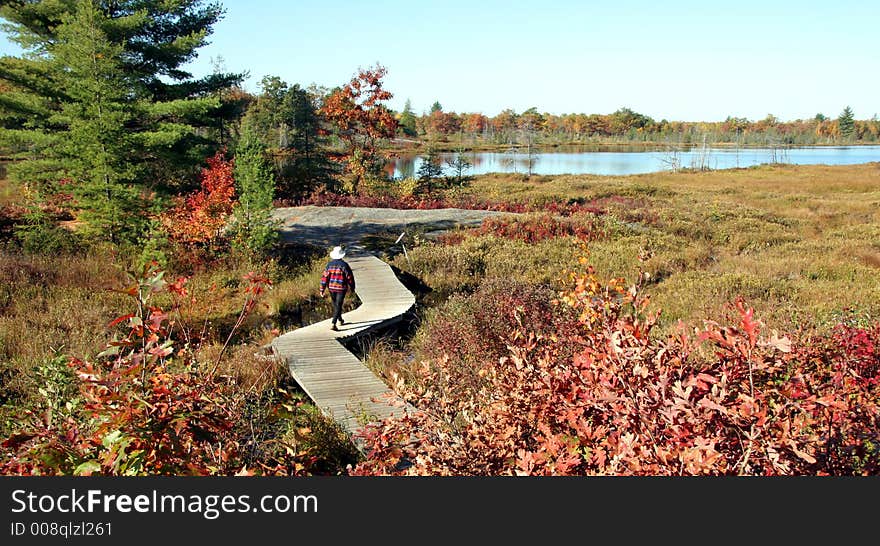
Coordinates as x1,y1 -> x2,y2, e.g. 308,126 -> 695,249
270,252 -> 417,441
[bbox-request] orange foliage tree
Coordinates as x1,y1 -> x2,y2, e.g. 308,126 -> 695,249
462,113 -> 488,136
319,64 -> 398,193
426,110 -> 461,137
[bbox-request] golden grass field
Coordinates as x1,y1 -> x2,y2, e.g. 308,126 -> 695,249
395,163 -> 880,335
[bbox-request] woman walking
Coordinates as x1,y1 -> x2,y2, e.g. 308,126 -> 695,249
319,246 -> 356,331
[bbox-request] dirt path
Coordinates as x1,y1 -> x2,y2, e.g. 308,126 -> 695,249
271,205 -> 510,249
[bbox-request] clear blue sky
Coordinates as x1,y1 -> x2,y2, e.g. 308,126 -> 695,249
1,0 -> 877,122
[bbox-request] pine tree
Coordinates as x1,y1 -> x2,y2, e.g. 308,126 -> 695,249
416,148 -> 444,195
55,1 -> 143,244
838,106 -> 855,140
399,99 -> 417,137
0,0 -> 244,223
286,83 -> 336,196
240,77 -> 336,198
0,0 -> 144,243
231,133 -> 278,256
446,147 -> 473,187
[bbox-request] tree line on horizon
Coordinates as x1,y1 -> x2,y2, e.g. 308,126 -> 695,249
397,102 -> 877,146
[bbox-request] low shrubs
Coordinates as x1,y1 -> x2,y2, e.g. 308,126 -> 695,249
0,261 -> 350,475
441,212 -> 604,245
292,188 -> 607,216
353,261 -> 879,475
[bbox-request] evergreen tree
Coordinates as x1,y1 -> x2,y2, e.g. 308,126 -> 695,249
54,1 -> 143,244
399,98 -> 417,137
446,149 -> 473,187
838,106 -> 855,140
416,148 -> 444,194
240,77 -> 336,198
430,101 -> 443,113
231,132 -> 278,256
286,83 -> 336,195
0,0 -> 244,201
0,0 -> 144,243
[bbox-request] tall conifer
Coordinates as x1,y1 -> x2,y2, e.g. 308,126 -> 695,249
0,0 -> 243,242
838,106 -> 855,140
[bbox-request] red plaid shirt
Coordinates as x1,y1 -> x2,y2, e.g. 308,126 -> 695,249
320,259 -> 355,293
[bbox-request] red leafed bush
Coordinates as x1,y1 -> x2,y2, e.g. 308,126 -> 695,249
352,263 -> 880,476
413,279 -> 565,402
162,151 -> 237,251
0,262 -> 315,476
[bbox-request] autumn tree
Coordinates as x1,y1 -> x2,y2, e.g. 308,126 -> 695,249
427,110 -> 461,139
320,64 -> 398,193
492,108 -> 519,144
462,113 -> 488,138
609,107 -> 654,136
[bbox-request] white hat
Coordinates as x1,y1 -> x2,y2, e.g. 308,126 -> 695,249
329,246 -> 346,259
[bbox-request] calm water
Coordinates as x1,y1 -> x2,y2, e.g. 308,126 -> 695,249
387,145 -> 880,178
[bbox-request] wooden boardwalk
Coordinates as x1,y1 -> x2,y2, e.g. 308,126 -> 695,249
270,251 -> 417,437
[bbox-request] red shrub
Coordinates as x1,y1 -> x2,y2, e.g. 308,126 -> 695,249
352,264 -> 880,476
415,280 -> 565,397
162,151 -> 237,251
0,262 -> 312,476
447,213 -> 604,244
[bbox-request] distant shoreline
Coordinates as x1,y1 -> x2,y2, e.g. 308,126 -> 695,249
386,139 -> 880,154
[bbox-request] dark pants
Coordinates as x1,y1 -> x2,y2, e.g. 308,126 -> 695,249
330,290 -> 346,325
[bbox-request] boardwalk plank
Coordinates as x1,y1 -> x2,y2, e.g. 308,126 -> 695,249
271,251 -> 417,442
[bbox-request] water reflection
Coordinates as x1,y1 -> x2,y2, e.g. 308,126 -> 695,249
386,145 -> 880,178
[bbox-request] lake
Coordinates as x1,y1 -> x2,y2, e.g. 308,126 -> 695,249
386,145 -> 880,178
